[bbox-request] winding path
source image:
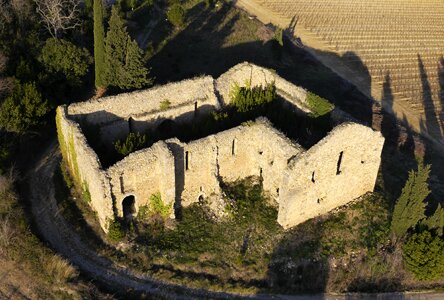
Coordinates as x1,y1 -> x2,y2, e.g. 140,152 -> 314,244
27,142 -> 444,299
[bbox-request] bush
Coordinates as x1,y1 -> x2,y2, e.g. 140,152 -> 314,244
403,230 -> 444,280
306,92 -> 334,118
230,82 -> 276,113
114,132 -> 148,157
167,4 -> 185,28
149,192 -> 171,219
107,220 -> 125,241
44,255 -> 78,284
39,38 -> 93,86
159,99 -> 171,110
0,80 -> 51,132
274,27 -> 284,46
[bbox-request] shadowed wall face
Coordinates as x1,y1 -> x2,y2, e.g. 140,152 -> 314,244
106,141 -> 176,219
278,123 -> 385,229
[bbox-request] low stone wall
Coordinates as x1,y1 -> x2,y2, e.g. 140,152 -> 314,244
278,122 -> 385,229
216,62 -> 310,112
107,142 -> 176,218
56,107 -> 114,230
67,76 -> 218,125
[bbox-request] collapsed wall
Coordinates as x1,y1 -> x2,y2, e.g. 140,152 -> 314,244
278,122 -> 385,229
67,76 -> 219,145
56,107 -> 114,229
216,62 -> 310,113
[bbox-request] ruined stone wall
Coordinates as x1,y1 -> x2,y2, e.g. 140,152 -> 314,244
278,123 -> 385,229
67,76 -> 219,144
166,118 -> 302,209
106,141 -> 176,218
215,62 -> 310,113
56,107 -> 114,230
215,118 -> 303,201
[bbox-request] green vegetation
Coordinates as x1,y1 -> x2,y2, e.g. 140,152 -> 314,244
94,0 -> 106,89
274,27 -> 284,46
306,91 -> 335,118
403,230 -> 444,280
39,38 -> 92,86
167,3 -> 185,28
114,132 -> 148,157
422,204 -> 444,236
104,6 -> 153,90
0,81 -> 51,132
108,220 -> 125,242
148,192 -> 171,219
391,161 -> 430,237
231,82 -> 277,112
159,99 -> 171,110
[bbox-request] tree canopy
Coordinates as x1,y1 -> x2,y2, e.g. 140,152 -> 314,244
0,81 -> 51,132
390,161 -> 430,237
39,38 -> 92,86
104,6 -> 152,90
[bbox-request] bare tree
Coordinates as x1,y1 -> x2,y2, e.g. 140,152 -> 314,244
34,0 -> 81,38
11,0 -> 33,28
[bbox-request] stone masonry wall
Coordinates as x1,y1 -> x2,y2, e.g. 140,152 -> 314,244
56,62 -> 385,233
278,123 -> 385,229
106,141 -> 176,218
56,107 -> 114,230
216,62 -> 311,113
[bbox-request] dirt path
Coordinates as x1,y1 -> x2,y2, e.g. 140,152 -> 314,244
26,141 -> 444,299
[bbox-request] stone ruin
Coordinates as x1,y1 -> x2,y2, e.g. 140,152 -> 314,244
56,62 -> 385,232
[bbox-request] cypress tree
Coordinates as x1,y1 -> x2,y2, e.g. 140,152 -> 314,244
104,6 -> 152,90
391,161 -> 430,237
94,0 -> 106,88
422,204 -> 444,236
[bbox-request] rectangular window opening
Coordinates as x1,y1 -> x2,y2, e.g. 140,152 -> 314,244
336,151 -> 344,175
185,151 -> 189,171
232,139 -> 236,156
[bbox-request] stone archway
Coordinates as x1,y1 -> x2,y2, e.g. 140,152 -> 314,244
122,195 -> 136,221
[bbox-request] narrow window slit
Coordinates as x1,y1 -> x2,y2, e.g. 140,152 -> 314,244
311,171 -> 315,183
336,151 -> 344,175
232,139 -> 236,156
185,151 -> 189,171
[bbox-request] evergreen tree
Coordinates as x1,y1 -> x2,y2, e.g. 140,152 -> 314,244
94,0 -> 106,88
0,81 -> 51,133
391,161 -> 430,237
104,6 -> 152,90
403,230 -> 444,280
422,204 -> 444,236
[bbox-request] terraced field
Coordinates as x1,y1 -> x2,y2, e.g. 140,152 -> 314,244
237,0 -> 444,146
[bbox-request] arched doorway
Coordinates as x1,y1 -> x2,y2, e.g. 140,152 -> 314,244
122,195 -> 136,221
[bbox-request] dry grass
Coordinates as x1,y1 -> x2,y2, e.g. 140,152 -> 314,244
44,254 -> 79,284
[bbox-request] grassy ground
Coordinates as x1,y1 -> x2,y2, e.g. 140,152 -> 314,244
0,170 -> 112,299
50,0 -> 444,295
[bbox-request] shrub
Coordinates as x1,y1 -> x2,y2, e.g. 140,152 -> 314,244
167,4 -> 185,28
403,230 -> 444,280
107,220 -> 125,241
159,99 -> 171,110
114,132 -> 148,157
391,161 -> 430,237
274,27 -> 284,46
149,192 -> 171,219
306,92 -> 334,118
0,80 -> 51,133
39,38 -> 92,86
230,82 -> 276,113
422,203 -> 444,236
